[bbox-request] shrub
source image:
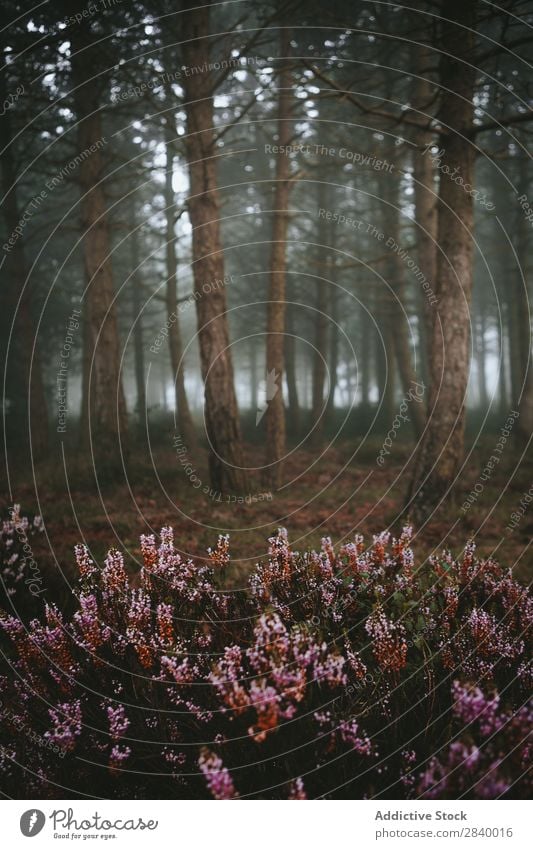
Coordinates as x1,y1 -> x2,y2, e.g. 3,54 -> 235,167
0,525 -> 530,799
1,504 -> 44,611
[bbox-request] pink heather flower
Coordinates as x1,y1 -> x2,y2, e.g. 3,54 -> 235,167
156,603 -> 174,647
102,549 -> 128,592
140,533 -> 157,573
365,607 -> 407,672
109,744 -> 131,769
73,593 -> 108,651
74,544 -> 97,579
452,681 -> 503,735
268,527 -> 292,573
161,655 -> 198,685
0,614 -> 25,638
198,749 -> 239,799
338,718 -> 373,756
288,777 -> 307,799
45,700 -> 83,752
320,536 -> 335,568
107,704 -> 130,740
208,534 -> 230,568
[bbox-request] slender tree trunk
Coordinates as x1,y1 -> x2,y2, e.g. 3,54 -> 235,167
375,292 -> 395,424
311,181 -> 330,442
79,297 -> 91,447
181,1 -> 247,492
476,307 -> 488,409
382,154 -> 426,439
513,152 -> 533,442
411,44 -> 438,382
249,337 -> 258,411
323,186 -> 339,425
284,305 -> 300,434
326,285 -> 339,421
360,309 -> 371,405
130,221 -> 146,421
71,26 -> 127,454
0,61 -> 48,460
164,119 -> 196,448
498,303 -> 509,417
406,0 -> 477,521
264,22 -> 292,487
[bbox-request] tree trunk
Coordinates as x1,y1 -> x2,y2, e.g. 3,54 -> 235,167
0,60 -> 49,460
285,305 -> 300,435
498,302 -> 509,417
181,1 -> 247,493
411,44 -> 438,383
382,154 -> 426,439
264,22 -> 292,488
311,181 -> 330,442
476,306 -> 488,410
360,310 -> 371,405
406,0 -> 477,521
375,292 -> 395,424
71,26 -> 127,454
326,284 -> 340,421
130,220 -> 146,421
513,151 -> 533,442
249,337 -> 259,411
164,118 -> 196,448
79,296 -> 91,448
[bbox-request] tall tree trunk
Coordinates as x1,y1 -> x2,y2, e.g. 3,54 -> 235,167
284,305 -> 300,435
181,1 -> 247,492
0,60 -> 48,460
264,22 -> 292,487
360,308 -> 371,405
411,43 -> 438,383
249,337 -> 258,411
476,306 -> 488,409
130,218 -> 146,421
326,284 -> 339,421
382,153 -> 426,439
71,25 -> 127,454
375,293 -> 395,424
164,118 -> 196,448
79,295 -> 91,448
498,302 -> 509,417
513,151 -> 533,442
311,181 -> 330,443
406,0 -> 477,521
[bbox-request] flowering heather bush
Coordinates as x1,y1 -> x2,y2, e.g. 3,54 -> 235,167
1,505 -> 44,606
0,525 -> 530,799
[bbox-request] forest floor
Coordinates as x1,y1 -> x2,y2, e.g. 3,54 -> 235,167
4,430 -> 532,600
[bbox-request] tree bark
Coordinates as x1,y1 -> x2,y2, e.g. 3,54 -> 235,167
476,306 -> 488,410
311,180 -> 330,442
181,0 -> 247,492
164,117 -> 196,448
406,0 -> 477,521
130,217 -> 146,421
360,310 -> 371,406
513,151 -> 533,442
375,293 -> 395,424
264,22 -> 292,488
71,24 -> 127,454
284,305 -> 300,435
0,60 -> 48,460
249,337 -> 258,411
411,44 -> 438,383
382,154 -> 426,439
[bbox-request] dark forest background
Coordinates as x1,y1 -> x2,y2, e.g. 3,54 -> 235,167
1,0 -> 532,584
